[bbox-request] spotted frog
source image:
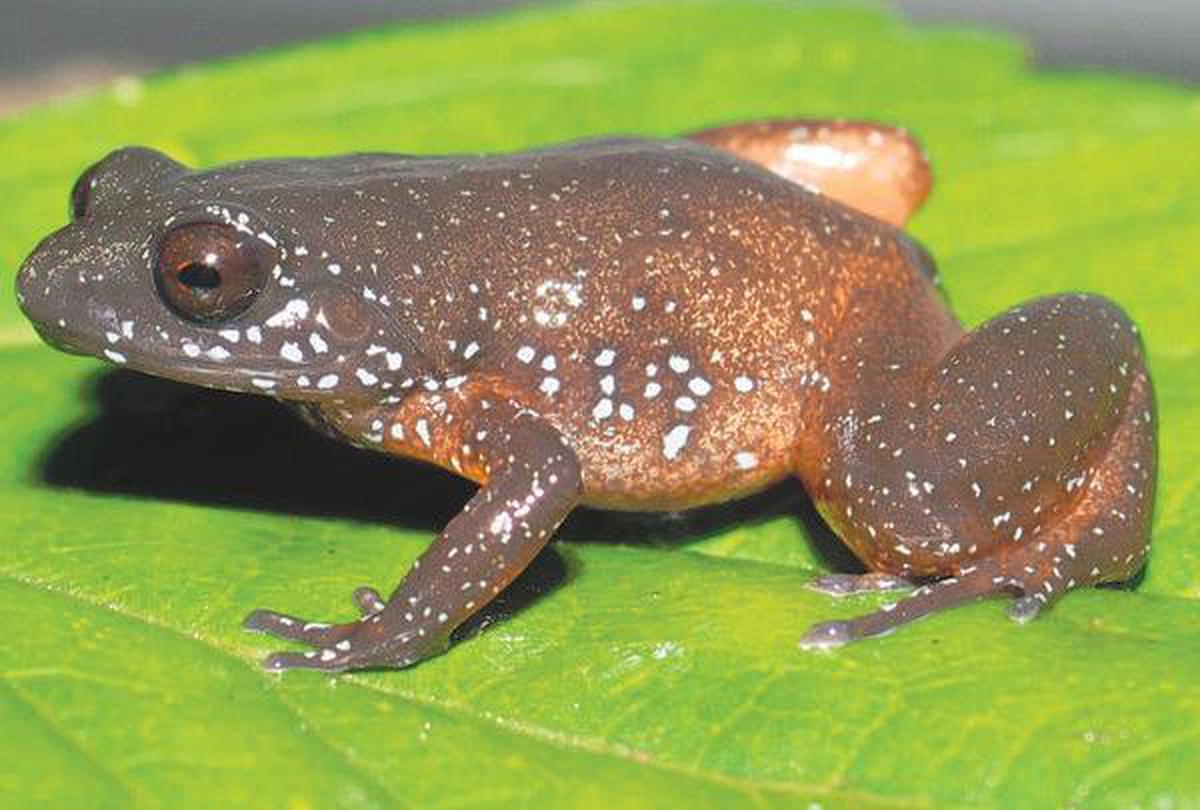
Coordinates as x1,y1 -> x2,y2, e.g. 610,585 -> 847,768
16,119 -> 1156,671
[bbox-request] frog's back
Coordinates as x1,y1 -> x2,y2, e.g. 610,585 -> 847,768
347,138 -> 941,509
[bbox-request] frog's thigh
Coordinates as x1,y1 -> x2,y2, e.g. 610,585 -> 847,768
933,294 -> 1153,586
1004,358 -> 1155,622
686,118 -> 931,226
804,294 -> 1154,647
247,398 -> 583,672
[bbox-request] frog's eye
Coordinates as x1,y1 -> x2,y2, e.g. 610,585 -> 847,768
70,163 -> 100,221
155,222 -> 271,324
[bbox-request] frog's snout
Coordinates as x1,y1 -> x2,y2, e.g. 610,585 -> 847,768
16,261 -> 79,355
16,249 -> 55,328
16,239 -> 115,356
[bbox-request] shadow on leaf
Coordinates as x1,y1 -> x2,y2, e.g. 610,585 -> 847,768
37,369 -> 863,619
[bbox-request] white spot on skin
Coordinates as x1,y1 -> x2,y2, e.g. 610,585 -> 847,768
386,352 -> 403,371
644,382 -> 662,399
668,355 -> 690,374
631,295 -> 646,311
264,299 -> 310,328
103,349 -> 127,364
317,374 -> 339,389
356,368 -> 379,386
734,451 -> 758,469
219,328 -> 240,343
688,377 -> 711,396
246,326 -> 263,344
280,342 -> 304,363
674,396 -> 696,413
595,348 -> 616,367
619,403 -> 635,421
593,398 -> 614,420
416,419 -> 432,447
182,343 -> 201,358
662,425 -> 691,459
734,376 -> 754,393
516,346 -> 535,364
309,333 -> 329,354
252,378 -> 276,390
540,377 -> 560,395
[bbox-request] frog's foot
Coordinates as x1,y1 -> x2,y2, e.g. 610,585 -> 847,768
799,562 -> 1008,650
243,587 -> 445,673
799,541 -> 1127,650
807,572 -> 915,597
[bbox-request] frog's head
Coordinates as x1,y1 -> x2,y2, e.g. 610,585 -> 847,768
17,146 -> 420,402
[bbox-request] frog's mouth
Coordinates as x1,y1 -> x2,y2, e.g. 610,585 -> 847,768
28,321 -> 91,356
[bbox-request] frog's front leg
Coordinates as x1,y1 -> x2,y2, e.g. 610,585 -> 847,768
245,400 -> 582,672
686,118 -> 931,226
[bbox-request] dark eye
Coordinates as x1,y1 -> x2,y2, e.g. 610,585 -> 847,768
154,222 -> 270,323
70,163 -> 100,221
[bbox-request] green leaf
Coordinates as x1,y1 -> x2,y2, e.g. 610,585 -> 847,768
2,2 -> 1198,806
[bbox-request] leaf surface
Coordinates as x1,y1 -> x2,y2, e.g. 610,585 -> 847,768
2,2 -> 1198,806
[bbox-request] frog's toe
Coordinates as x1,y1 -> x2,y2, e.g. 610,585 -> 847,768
1007,593 -> 1045,624
799,562 -> 1009,650
808,572 -> 914,597
242,608 -> 356,645
798,620 -> 858,651
261,625 -> 445,673
263,648 -> 355,673
352,586 -> 387,616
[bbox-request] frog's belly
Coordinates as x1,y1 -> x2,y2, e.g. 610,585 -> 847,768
554,383 -> 805,511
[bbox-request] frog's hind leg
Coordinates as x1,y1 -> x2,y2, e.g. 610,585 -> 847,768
996,355 -> 1156,624
686,119 -> 931,226
800,293 -> 1155,648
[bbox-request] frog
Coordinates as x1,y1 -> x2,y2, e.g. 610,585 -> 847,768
15,118 -> 1156,672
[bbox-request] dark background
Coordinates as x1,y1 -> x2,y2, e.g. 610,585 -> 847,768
1,1 -> 1195,115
